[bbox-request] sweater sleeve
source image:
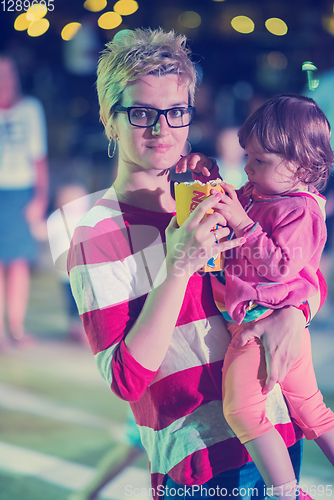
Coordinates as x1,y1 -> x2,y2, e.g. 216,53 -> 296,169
67,215 -> 159,401
238,204 -> 326,283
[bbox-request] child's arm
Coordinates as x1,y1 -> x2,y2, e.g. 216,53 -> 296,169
175,152 -> 220,181
216,183 -> 326,283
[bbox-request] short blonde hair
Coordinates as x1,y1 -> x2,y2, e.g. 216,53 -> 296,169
96,28 -> 197,139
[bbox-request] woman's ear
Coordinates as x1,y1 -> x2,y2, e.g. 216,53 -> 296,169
104,114 -> 118,141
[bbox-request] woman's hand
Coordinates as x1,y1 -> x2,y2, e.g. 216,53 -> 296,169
232,307 -> 305,394
175,152 -> 215,177
213,183 -> 254,237
165,193 -> 246,278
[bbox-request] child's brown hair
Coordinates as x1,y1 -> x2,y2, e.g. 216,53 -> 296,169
238,94 -> 334,190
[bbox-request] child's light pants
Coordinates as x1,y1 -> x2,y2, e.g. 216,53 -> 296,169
223,320 -> 334,444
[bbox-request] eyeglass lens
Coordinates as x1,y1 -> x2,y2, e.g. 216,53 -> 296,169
129,108 -> 192,127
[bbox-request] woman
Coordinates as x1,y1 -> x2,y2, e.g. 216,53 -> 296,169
0,56 -> 48,347
68,29 -> 321,499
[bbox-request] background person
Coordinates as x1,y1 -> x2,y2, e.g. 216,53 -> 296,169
0,55 -> 48,348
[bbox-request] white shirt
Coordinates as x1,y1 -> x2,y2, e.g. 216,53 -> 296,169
0,97 -> 47,189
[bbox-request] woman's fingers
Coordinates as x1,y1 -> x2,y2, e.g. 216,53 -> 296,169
187,194 -> 222,226
218,236 -> 246,252
165,215 -> 178,233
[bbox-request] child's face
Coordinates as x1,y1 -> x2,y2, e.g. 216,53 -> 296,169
244,138 -> 303,195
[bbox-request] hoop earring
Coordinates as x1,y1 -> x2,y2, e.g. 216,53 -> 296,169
108,138 -> 117,159
180,139 -> 192,157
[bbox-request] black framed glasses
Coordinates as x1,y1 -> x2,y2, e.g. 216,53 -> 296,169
114,105 -> 196,128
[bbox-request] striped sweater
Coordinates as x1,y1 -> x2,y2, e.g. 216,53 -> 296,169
67,193 -> 303,498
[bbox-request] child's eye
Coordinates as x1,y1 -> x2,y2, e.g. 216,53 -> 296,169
256,159 -> 262,164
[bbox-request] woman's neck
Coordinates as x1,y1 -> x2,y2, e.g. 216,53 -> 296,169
109,169 -> 176,213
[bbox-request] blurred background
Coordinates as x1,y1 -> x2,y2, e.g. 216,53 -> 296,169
0,1 -> 334,499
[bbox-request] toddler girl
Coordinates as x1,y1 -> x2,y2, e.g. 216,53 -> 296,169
213,95 -> 334,500
177,94 -> 334,500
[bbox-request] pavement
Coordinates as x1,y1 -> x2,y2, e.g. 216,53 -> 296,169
0,242 -> 333,500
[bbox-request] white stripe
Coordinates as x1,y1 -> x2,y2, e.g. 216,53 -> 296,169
70,235 -> 166,315
151,315 -> 230,384
47,190 -> 110,269
0,441 -> 151,499
77,202 -> 123,230
95,343 -> 119,386
139,400 -> 234,475
140,389 -> 290,476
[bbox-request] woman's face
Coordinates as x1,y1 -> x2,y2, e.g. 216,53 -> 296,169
111,74 -> 190,172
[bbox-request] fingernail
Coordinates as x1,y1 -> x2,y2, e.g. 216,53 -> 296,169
234,340 -> 240,348
215,192 -> 221,200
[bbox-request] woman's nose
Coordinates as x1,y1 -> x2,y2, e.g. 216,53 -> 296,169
152,115 -> 169,135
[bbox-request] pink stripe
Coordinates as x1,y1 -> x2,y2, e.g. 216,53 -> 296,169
68,221 -> 132,271
176,273 -> 220,327
81,298 -> 144,355
149,427 -> 302,499
111,341 -> 158,401
131,361 -> 224,429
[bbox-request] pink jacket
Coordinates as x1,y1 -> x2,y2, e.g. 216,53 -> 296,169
211,181 -> 327,325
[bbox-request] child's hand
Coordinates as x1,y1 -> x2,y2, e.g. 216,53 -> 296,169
213,182 -> 254,237
175,153 -> 215,177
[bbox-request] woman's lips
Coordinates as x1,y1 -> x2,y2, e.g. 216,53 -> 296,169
147,144 -> 172,152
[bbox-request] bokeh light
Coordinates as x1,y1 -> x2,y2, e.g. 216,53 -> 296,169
265,18 -> 288,36
83,0 -> 107,12
231,16 -> 255,34
14,13 -> 32,31
61,22 -> 82,41
302,61 -> 319,90
267,51 -> 288,70
27,18 -> 49,37
98,11 -> 123,29
322,15 -> 334,36
113,0 -> 139,16
178,11 -> 201,29
26,3 -> 47,21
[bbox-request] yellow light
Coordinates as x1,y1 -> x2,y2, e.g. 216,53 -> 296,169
265,18 -> 288,36
113,0 -> 138,16
26,3 -> 47,21
27,18 -> 49,37
98,11 -> 122,29
212,0 -> 225,2
231,15 -> 254,34
322,15 -> 334,36
14,13 -> 32,31
178,11 -> 201,29
83,0 -> 107,12
61,22 -> 82,41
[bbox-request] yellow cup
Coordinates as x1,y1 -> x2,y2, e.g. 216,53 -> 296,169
175,180 -> 226,272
